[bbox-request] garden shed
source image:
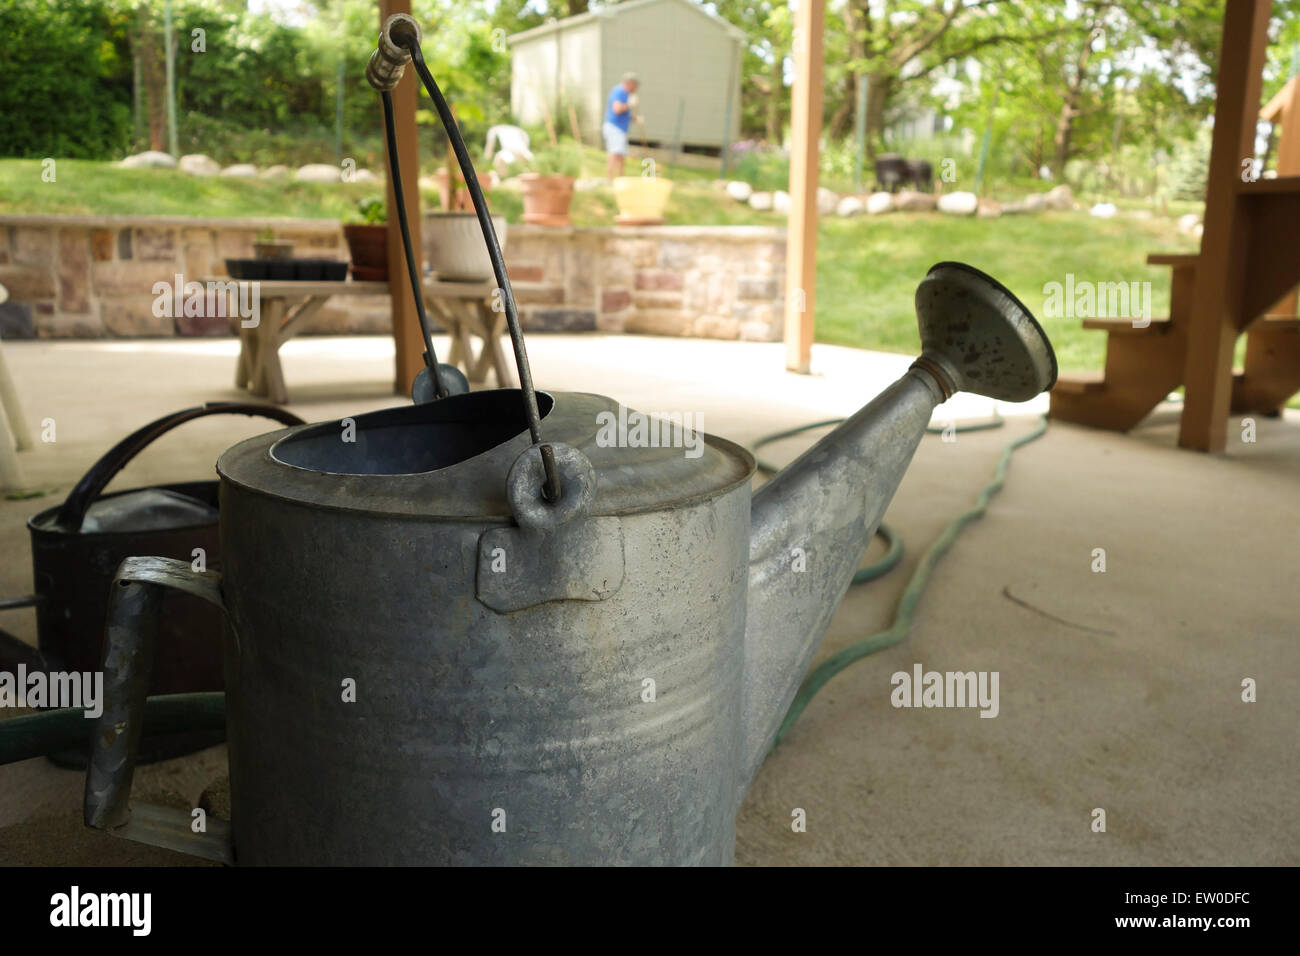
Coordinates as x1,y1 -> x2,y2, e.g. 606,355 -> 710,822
508,0 -> 744,151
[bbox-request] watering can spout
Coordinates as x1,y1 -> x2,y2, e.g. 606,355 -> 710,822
739,262 -> 1056,791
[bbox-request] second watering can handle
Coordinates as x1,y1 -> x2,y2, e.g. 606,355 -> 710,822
53,402 -> 304,533
84,556 -> 233,864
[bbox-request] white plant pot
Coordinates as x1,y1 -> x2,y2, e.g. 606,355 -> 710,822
423,212 -> 507,281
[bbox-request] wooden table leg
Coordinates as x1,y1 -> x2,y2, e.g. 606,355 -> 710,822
473,304 -> 515,386
235,321 -> 254,389
447,300 -> 481,382
426,298 -> 464,368
254,297 -> 290,404
0,406 -> 23,491
0,341 -> 33,450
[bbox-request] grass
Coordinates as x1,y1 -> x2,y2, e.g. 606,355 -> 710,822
0,159 -> 379,220
1,156 -> 1204,378
815,211 -> 1198,374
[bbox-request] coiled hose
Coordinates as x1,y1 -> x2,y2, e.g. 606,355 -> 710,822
758,412 -> 1047,747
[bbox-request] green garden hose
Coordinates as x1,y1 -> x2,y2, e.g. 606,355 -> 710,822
753,412 -> 1048,747
0,692 -> 225,766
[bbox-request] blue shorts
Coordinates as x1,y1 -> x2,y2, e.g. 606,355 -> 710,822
602,122 -> 629,156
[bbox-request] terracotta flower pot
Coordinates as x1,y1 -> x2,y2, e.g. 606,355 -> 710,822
519,174 -> 576,227
343,224 -> 388,281
612,177 -> 673,225
436,168 -> 491,212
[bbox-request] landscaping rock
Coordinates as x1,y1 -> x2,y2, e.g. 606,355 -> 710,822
895,190 -> 937,212
178,154 -> 221,176
1023,193 -> 1046,212
1044,184 -> 1075,210
1177,213 -> 1201,233
1090,202 -> 1117,218
350,169 -> 379,184
865,191 -> 894,214
836,196 -> 865,217
261,165 -> 290,180
726,180 -> 753,202
773,190 -> 792,214
977,197 -> 1003,219
220,164 -> 258,178
937,191 -> 978,215
748,191 -> 773,212
296,163 -> 341,183
119,151 -> 177,169
1001,199 -> 1029,214
817,187 -> 839,216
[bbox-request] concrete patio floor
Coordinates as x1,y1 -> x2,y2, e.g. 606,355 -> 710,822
1,333 -> 1296,865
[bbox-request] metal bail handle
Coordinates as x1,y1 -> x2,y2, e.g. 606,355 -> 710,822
370,13 -> 561,503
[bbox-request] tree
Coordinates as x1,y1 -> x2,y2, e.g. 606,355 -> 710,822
837,0 -> 1045,155
713,0 -> 792,143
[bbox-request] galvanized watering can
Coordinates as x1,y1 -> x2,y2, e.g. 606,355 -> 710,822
84,262 -> 1055,865
83,15 -> 1056,865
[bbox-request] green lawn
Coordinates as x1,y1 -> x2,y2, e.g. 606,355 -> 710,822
0,157 -> 1200,377
0,159 -> 378,219
814,211 -> 1198,374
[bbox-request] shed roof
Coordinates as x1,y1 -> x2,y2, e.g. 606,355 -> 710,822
508,0 -> 747,45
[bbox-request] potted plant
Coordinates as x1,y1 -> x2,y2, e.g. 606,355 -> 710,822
343,197 -> 388,281
253,228 -> 294,260
612,173 -> 673,225
424,134 -> 505,282
518,146 -> 579,226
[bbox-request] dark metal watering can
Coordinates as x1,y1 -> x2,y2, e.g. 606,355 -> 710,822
83,262 -> 1055,865
82,13 -> 1054,865
0,403 -> 300,767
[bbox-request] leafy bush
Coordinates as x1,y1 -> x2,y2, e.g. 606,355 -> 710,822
0,0 -> 132,159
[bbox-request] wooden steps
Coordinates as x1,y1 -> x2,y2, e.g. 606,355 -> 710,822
1080,318 -> 1174,334
1232,319 -> 1300,413
1236,174 -> 1300,194
1051,4 -> 1300,446
1052,373 -> 1105,395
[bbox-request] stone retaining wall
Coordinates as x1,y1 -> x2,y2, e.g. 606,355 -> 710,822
0,215 -> 369,339
0,216 -> 787,343
505,225 -> 787,341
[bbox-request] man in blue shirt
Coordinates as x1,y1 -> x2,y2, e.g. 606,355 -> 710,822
603,73 -> 640,179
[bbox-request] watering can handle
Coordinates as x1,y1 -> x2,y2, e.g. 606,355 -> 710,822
84,556 -> 233,864
54,402 -> 304,533
371,13 -> 561,504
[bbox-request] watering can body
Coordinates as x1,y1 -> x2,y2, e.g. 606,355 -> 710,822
84,263 -> 1056,866
216,392 -> 754,865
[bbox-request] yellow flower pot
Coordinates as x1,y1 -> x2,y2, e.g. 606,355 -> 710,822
612,177 -> 673,225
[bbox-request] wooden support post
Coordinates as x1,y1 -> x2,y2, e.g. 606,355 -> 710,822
382,0 -> 425,398
1178,0 -> 1271,452
783,0 -> 825,374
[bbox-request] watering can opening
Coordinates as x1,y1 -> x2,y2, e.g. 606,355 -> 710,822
270,389 -> 555,477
